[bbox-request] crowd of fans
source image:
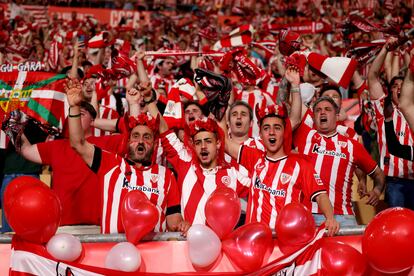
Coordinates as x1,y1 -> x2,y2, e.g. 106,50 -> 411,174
1,0 -> 414,236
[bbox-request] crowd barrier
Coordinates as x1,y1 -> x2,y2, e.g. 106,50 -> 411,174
3,226 -> 412,275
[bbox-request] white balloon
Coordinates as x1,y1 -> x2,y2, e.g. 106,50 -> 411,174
46,233 -> 83,262
105,242 -> 141,272
187,224 -> 221,268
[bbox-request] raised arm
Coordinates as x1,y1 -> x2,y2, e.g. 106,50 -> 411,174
368,38 -> 398,100
69,40 -> 81,79
66,79 -> 95,167
136,50 -> 150,84
285,66 -> 302,130
218,113 -> 241,160
398,48 -> 414,131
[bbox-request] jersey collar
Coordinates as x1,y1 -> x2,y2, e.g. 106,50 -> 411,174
265,155 -> 288,162
319,131 -> 338,139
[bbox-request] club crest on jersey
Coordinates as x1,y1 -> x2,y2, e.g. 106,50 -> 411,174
280,173 -> 292,184
221,176 -> 230,185
337,141 -> 347,148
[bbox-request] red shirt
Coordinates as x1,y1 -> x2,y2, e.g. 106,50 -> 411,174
37,135 -> 123,225
239,146 -> 326,228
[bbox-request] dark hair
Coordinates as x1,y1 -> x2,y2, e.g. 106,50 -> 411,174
183,101 -> 209,116
319,84 -> 342,99
228,100 -> 253,121
81,60 -> 93,67
312,96 -> 339,114
388,76 -> 404,93
80,101 -> 97,119
61,66 -> 84,79
259,114 -> 286,127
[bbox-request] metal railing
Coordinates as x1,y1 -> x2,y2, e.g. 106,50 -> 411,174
0,225 -> 366,244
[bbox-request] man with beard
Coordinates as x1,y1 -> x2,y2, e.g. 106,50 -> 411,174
18,100 -> 124,226
67,79 -> 188,234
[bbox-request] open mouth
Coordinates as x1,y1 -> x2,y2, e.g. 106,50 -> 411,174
235,121 -> 242,127
320,117 -> 328,123
269,138 -> 276,145
188,116 -> 195,122
137,145 -> 145,153
200,152 -> 209,157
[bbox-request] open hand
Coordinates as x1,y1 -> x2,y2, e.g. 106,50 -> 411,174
64,78 -> 83,106
285,66 -> 300,87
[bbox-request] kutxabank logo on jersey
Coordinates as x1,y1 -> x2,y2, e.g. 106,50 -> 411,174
312,144 -> 347,159
254,177 -> 286,197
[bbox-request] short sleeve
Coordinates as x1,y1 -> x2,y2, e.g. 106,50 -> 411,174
238,145 -> 263,173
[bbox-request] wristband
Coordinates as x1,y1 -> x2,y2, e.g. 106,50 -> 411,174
290,86 -> 300,93
68,106 -> 81,118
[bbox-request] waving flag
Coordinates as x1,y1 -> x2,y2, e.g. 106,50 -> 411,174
0,72 -> 67,130
213,24 -> 255,51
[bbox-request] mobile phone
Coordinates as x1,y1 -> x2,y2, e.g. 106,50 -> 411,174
78,35 -> 86,48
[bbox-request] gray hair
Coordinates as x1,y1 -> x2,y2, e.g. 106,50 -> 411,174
312,96 -> 339,114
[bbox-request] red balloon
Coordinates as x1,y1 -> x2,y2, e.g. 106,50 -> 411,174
222,222 -> 273,273
4,176 -> 45,211
5,182 -> 61,244
362,207 -> 414,274
205,187 -> 241,239
121,190 -> 159,244
321,241 -> 367,276
276,203 -> 315,254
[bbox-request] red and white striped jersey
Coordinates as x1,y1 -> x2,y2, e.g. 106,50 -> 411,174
100,94 -> 128,113
224,137 -> 265,164
93,105 -> 120,137
373,97 -> 414,179
150,74 -> 174,95
303,108 -> 359,141
234,87 -> 276,138
294,123 -> 378,215
261,77 -> 280,100
239,146 -> 326,229
94,148 -> 180,234
160,130 -> 251,224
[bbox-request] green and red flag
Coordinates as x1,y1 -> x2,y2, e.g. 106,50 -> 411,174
0,72 -> 67,130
